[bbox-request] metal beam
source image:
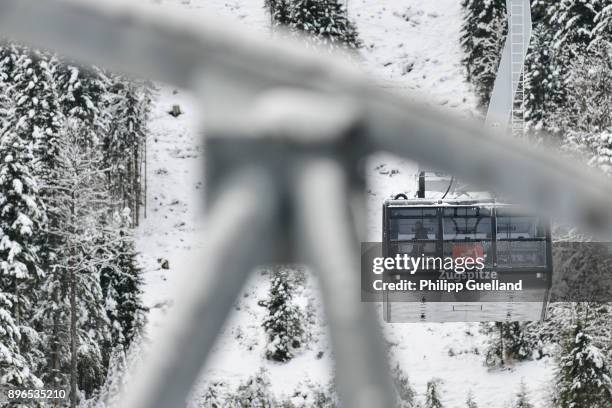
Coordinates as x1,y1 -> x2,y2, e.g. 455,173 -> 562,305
485,0 -> 532,132
1,0 -> 609,236
294,157 -> 395,408
120,169 -> 280,408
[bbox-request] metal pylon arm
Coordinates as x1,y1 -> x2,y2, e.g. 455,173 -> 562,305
121,170 -> 281,408
0,0 -> 609,235
294,157 -> 396,408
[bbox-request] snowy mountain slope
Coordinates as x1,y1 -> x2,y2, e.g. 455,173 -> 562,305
135,87 -> 205,332
136,0 -> 555,406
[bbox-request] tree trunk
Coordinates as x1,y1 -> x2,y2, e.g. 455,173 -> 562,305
144,132 -> 147,220
70,267 -> 77,408
499,323 -> 505,367
70,189 -> 78,408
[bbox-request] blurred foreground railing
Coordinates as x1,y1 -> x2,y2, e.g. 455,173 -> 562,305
1,1 -> 612,407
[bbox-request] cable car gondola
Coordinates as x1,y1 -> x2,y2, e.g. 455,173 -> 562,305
381,197 -> 552,322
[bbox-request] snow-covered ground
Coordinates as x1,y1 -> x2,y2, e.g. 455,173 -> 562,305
135,0 -> 555,406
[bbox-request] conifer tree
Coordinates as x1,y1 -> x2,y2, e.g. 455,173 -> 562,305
104,76 -> 151,226
560,42 -> 612,133
530,0 -> 554,25
9,51 -> 65,345
265,0 -> 292,27
465,390 -> 478,408
483,322 -> 533,367
0,45 -> 13,128
36,122 -> 113,404
555,321 -> 612,408
288,0 -> 361,50
392,363 -> 415,408
524,24 -> 567,132
0,292 -> 41,387
11,50 -> 64,182
548,0 -> 603,48
460,0 -> 507,108
199,381 -> 228,408
283,379 -> 337,408
424,379 -> 444,408
228,368 -> 276,407
55,64 -> 110,147
592,3 -> 612,46
0,49 -> 46,388
262,267 -> 305,362
513,380 -> 533,408
100,209 -> 147,356
1,41 -> 152,402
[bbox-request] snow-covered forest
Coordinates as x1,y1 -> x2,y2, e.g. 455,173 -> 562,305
1,0 -> 612,407
0,45 -> 150,405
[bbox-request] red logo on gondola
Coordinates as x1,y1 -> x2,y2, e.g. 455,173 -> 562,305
452,243 -> 484,260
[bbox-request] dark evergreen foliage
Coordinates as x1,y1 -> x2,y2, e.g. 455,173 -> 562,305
104,76 -> 151,227
523,23 -> 567,132
425,378 -> 444,408
100,212 -> 147,356
265,0 -> 292,26
555,321 -> 612,408
266,0 -> 362,50
547,0 -> 603,48
262,267 -> 305,362
289,0 -> 361,50
483,322 -> 535,367
460,0 -> 507,107
392,363 -> 416,408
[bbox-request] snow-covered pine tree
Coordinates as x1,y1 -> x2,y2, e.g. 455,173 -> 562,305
592,3 -> 612,46
460,0 -> 507,108
289,0 -> 362,50
0,292 -> 41,387
100,209 -> 147,357
0,46 -> 12,129
36,121 -> 113,405
392,363 -> 415,408
548,0 -> 603,48
465,390 -> 478,408
556,42 -> 612,133
483,322 -> 534,367
557,42 -> 612,175
513,380 -> 533,408
104,75 -> 151,226
9,52 -> 65,362
585,131 -> 612,176
198,380 -> 228,408
424,378 -> 444,408
10,50 -> 64,184
262,267 -> 305,362
524,24 -> 568,132
554,321 -> 612,408
55,64 -> 110,148
228,368 -> 276,407
530,0 -> 554,25
0,47 -> 46,388
265,0 -> 292,27
282,379 -> 337,408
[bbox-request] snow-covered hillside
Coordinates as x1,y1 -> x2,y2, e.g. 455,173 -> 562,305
136,1 -> 555,407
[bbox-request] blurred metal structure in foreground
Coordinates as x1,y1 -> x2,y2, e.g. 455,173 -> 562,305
1,0 -> 612,407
